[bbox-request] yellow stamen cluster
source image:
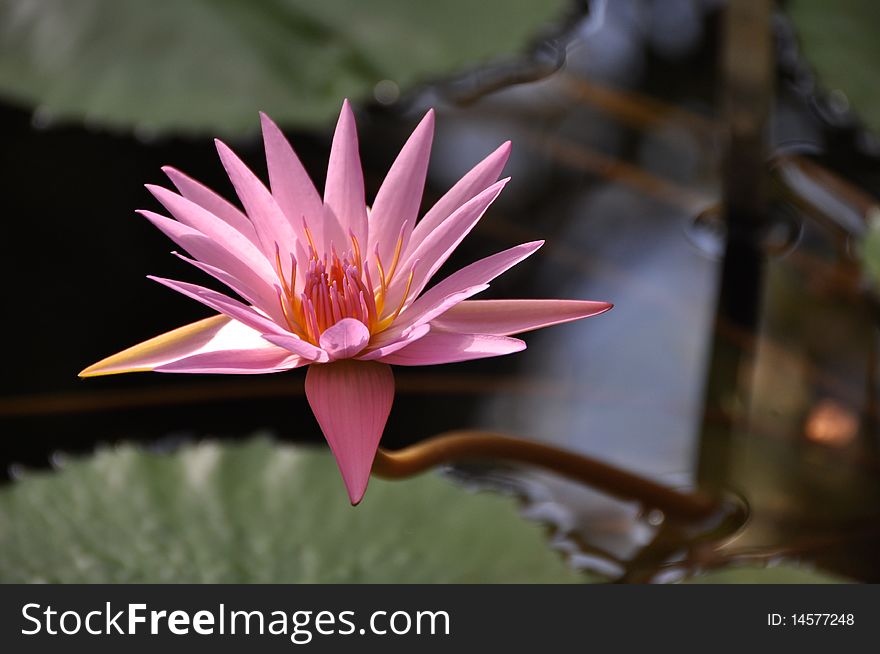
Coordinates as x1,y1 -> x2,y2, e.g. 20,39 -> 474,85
275,229 -> 413,346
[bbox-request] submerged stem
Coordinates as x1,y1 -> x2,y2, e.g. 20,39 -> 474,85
373,431 -> 718,522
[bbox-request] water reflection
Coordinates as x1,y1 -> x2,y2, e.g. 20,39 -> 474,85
411,0 -> 880,581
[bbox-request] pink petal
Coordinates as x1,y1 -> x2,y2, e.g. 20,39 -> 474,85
259,333 -> 327,362
406,141 -> 511,257
318,318 -> 371,360
148,276 -> 327,361
372,284 -> 488,349
432,299 -> 613,336
79,315 -> 293,376
377,331 -> 525,365
384,178 -> 509,314
144,187 -> 275,282
138,210 -> 278,294
260,112 -> 325,244
214,139 -> 302,265
401,240 -> 543,324
368,109 -> 434,272
172,251 -> 287,325
156,347 -> 305,374
305,360 -> 395,504
323,100 -> 368,252
357,323 -> 430,361
162,166 -> 259,245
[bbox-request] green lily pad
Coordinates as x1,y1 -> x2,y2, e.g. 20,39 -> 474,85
789,0 -> 880,133
0,0 -> 571,135
0,438 -> 586,583
684,565 -> 848,584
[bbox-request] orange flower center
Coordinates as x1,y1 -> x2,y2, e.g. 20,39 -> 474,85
275,228 -> 413,345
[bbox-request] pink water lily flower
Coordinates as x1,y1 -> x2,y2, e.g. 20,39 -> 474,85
80,101 -> 611,504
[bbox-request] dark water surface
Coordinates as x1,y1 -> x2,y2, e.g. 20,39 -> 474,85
1,1 -> 879,581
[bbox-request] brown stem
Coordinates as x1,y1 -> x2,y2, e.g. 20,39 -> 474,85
372,431 -> 718,522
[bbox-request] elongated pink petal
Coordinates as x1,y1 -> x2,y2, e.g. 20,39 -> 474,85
138,210 -> 278,293
305,360 -> 394,504
162,166 -> 259,244
431,300 -> 614,336
401,240 -> 543,325
324,100 -> 368,251
260,112 -> 324,244
358,323 -> 430,361
172,251 -> 287,325
148,276 -> 326,361
156,347 -> 304,374
368,110 -> 434,271
375,284 -> 488,348
372,241 -> 542,346
384,178 -> 509,314
143,186 -> 271,273
145,186 -> 275,276
150,276 -> 279,333
432,299 -> 613,336
406,141 -> 511,257
215,139 -> 302,266
319,318 -> 371,360
79,315 -> 286,376
377,331 -> 525,365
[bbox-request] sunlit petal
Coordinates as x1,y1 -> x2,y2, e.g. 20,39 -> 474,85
79,315 -> 293,377
149,276 -> 326,361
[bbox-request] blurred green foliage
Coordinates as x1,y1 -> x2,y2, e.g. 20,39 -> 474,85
684,565 -> 846,584
789,0 -> 880,132
0,438 -> 847,583
0,0 -> 571,135
0,438 -> 586,583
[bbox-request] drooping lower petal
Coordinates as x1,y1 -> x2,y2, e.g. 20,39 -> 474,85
305,360 -> 395,504
431,299 -> 613,336
78,315 -> 292,377
377,331 -> 525,366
